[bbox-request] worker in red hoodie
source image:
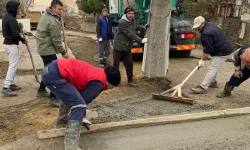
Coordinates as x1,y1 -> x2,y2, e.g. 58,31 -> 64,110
42,59 -> 121,150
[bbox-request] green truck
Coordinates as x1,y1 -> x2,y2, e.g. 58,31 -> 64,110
109,0 -> 196,58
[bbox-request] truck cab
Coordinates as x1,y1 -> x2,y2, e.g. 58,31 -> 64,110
109,0 -> 195,58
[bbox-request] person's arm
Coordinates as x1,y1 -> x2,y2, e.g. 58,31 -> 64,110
10,19 -> 25,43
232,48 -> 242,71
48,21 -> 66,56
119,20 -> 142,43
201,34 -> 214,58
136,25 -> 146,32
201,53 -> 209,61
96,18 -> 102,38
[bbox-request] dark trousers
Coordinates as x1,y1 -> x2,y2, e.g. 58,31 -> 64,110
113,50 -> 133,82
42,61 -> 104,121
39,54 -> 57,98
98,40 -> 111,64
229,67 -> 250,87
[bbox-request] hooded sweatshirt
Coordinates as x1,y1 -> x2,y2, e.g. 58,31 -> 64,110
113,14 -> 143,51
2,1 -> 25,45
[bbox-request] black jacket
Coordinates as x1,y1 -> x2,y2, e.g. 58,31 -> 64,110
2,1 -> 25,45
201,22 -> 232,56
113,14 -> 144,51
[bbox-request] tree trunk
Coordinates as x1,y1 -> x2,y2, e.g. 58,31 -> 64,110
142,0 -> 171,77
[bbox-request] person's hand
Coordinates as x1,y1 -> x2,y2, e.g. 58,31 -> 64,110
18,23 -> 23,30
142,38 -> 148,43
98,37 -> 103,42
234,70 -> 243,79
22,39 -> 27,44
63,53 -> 69,58
197,59 -> 205,68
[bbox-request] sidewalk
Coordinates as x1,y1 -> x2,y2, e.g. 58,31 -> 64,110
190,46 -> 233,62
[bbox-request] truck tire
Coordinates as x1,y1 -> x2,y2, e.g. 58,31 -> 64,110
169,51 -> 181,58
132,53 -> 143,61
180,50 -> 191,58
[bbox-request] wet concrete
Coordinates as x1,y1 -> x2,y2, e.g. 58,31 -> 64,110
89,93 -> 219,124
79,115 -> 250,150
1,115 -> 250,150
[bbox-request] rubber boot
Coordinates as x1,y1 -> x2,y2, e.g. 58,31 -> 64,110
64,120 -> 82,150
216,82 -> 234,98
56,102 -> 70,125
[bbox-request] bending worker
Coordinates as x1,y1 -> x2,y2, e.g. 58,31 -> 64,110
42,58 -> 121,150
191,16 -> 232,94
217,45 -> 250,98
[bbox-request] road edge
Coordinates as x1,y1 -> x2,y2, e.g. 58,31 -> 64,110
37,107 -> 250,139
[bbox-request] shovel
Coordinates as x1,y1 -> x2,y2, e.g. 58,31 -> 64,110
22,31 -> 40,84
60,18 -> 76,59
152,66 -> 199,105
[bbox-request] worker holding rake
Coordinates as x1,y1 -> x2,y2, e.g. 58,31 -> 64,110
191,16 -> 233,94
42,58 -> 121,150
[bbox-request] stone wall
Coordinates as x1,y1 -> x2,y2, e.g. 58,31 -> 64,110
221,17 -> 241,47
65,16 -> 96,33
65,17 -> 83,30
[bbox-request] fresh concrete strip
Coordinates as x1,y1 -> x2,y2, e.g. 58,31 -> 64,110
37,107 -> 250,139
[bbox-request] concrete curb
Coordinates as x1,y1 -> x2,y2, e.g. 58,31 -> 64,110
37,107 -> 250,139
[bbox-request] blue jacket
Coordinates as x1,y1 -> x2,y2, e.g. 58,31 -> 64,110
201,22 -> 232,56
96,16 -> 113,40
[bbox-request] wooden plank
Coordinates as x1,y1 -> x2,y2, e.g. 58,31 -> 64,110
37,107 -> 250,139
152,94 -> 193,105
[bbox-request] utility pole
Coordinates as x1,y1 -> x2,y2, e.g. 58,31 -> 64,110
142,0 -> 171,77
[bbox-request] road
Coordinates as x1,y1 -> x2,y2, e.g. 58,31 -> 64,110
2,115 -> 250,150
79,115 -> 250,150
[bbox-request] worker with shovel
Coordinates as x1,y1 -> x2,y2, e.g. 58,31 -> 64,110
36,0 -> 69,106
217,46 -> 250,98
1,1 -> 26,97
191,16 -> 233,94
42,58 -> 121,150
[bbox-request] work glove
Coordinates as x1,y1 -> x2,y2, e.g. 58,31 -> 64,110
141,38 -> 148,44
98,37 -> 103,42
82,118 -> 92,130
197,59 -> 205,69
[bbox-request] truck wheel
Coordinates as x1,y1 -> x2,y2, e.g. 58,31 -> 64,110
169,51 -> 181,58
180,50 -> 191,58
132,54 -> 143,61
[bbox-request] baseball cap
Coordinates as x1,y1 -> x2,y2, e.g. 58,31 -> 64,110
193,16 -> 205,29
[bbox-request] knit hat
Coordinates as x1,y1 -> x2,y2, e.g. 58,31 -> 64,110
102,7 -> 109,13
104,66 -> 121,86
124,6 -> 135,14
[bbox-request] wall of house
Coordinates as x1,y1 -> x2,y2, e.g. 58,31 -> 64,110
0,19 -> 31,32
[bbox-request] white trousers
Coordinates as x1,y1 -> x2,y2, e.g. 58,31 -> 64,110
200,56 -> 228,89
3,44 -> 19,89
